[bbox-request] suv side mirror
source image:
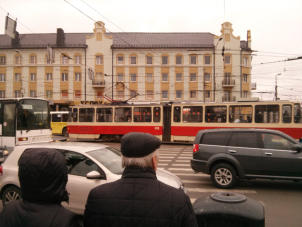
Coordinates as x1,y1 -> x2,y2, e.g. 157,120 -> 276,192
86,170 -> 106,179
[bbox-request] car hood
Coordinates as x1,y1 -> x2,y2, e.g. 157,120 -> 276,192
156,168 -> 184,190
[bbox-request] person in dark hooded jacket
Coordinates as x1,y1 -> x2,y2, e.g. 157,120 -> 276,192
84,132 -> 198,227
0,148 -> 82,227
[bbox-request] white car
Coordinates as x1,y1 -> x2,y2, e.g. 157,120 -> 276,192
0,142 -> 184,214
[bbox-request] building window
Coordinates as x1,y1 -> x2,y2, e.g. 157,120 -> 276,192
146,73 -> 153,82
146,55 -> 153,64
176,73 -> 182,82
96,55 -> 103,65
190,73 -> 196,81
62,54 -> 69,64
0,74 -> 6,82
162,73 -> 168,82
204,55 -> 211,64
130,56 -> 137,64
243,56 -> 248,67
117,55 -> 124,64
162,90 -> 168,99
74,90 -> 81,99
190,90 -> 197,98
61,90 -> 68,98
75,72 -> 81,81
30,90 -> 37,97
62,73 -> 68,81
0,56 -> 6,65
46,73 -> 53,81
0,90 -> 5,98
162,56 -> 168,65
176,55 -> 182,64
117,73 -> 124,82
75,55 -> 81,64
15,90 -> 21,98
146,90 -> 153,99
205,90 -> 211,98
224,55 -> 231,64
30,73 -> 36,81
204,73 -> 211,82
15,73 -> 21,82
243,74 -> 248,83
130,73 -> 137,82
243,91 -> 248,98
30,55 -> 37,64
176,90 -> 182,99
15,55 -> 22,64
46,90 -> 53,98
190,55 -> 197,64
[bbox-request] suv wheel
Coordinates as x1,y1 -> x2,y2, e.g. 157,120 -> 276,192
211,163 -> 237,188
1,186 -> 22,206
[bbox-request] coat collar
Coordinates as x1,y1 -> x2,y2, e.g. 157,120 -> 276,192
122,165 -> 157,180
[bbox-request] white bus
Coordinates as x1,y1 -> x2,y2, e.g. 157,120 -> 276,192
0,98 -> 52,159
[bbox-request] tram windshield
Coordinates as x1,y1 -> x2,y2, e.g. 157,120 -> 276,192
17,99 -> 50,130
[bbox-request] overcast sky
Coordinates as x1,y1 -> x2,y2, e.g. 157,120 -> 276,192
1,0 -> 302,101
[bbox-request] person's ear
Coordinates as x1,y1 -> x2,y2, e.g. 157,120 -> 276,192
152,155 -> 157,171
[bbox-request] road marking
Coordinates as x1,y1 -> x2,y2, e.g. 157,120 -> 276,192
175,160 -> 190,163
168,168 -> 195,172
182,179 -> 207,184
172,164 -> 190,167
176,173 -> 208,176
158,163 -> 169,166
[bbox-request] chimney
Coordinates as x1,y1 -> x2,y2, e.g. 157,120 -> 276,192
56,28 -> 65,47
247,30 -> 251,49
11,31 -> 20,47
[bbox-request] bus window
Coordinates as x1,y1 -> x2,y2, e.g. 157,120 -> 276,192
79,108 -> 95,122
96,108 -> 112,122
153,107 -> 161,122
52,113 -> 62,122
134,107 -> 151,122
205,106 -> 227,123
282,105 -> 292,123
173,106 -> 181,122
183,106 -> 202,123
72,108 -> 78,122
294,104 -> 302,123
115,107 -> 132,122
229,105 -> 252,123
255,105 -> 279,123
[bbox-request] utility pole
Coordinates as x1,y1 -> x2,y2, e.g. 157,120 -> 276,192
274,73 -> 281,101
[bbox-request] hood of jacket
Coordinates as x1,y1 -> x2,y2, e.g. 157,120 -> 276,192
18,148 -> 69,204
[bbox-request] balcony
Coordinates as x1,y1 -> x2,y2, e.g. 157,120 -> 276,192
222,79 -> 235,87
222,96 -> 236,102
92,79 -> 105,88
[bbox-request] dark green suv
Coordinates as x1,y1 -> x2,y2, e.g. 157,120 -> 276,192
191,128 -> 302,188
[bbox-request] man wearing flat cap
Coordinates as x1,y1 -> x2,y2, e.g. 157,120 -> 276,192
84,132 -> 197,227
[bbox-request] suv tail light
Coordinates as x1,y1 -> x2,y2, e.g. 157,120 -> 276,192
193,144 -> 199,153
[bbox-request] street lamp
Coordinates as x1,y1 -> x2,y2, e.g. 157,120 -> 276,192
274,73 -> 281,101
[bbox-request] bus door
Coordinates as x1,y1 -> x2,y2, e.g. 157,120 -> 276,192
0,102 -> 16,148
163,105 -> 171,142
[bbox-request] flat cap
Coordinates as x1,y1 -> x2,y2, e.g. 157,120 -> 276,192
121,132 -> 161,157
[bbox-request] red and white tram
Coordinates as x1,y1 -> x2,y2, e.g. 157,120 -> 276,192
67,100 -> 302,142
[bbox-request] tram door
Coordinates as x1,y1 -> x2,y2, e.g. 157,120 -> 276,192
163,105 -> 171,142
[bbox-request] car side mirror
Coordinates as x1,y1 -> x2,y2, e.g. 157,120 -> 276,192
86,170 -> 106,179
292,144 -> 302,152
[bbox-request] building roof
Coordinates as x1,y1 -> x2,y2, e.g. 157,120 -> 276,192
0,32 -> 250,50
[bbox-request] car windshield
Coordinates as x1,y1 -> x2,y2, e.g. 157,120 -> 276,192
88,147 -> 123,175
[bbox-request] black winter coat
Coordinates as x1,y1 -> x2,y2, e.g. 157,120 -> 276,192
84,166 -> 198,227
0,200 -> 82,227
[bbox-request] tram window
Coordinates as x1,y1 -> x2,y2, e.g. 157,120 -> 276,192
205,106 -> 227,123
115,107 -> 132,122
255,105 -> 279,123
79,108 -> 95,122
52,114 -> 61,122
173,106 -> 181,122
183,106 -> 202,123
153,107 -> 161,122
229,105 -> 252,123
294,104 -> 302,123
134,107 -> 152,122
72,108 -> 78,122
96,108 -> 112,122
282,105 -> 292,123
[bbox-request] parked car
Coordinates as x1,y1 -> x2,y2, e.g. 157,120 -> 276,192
191,128 -> 302,188
0,142 -> 184,214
